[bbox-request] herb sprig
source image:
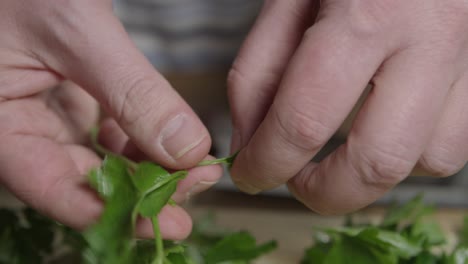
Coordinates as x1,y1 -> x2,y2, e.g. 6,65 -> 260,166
301,194 -> 468,264
81,129 -> 262,263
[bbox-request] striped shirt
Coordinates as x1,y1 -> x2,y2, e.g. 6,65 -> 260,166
114,0 -> 263,72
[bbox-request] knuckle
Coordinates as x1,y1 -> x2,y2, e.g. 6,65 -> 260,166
115,74 -> 162,129
227,63 -> 279,122
227,66 -> 244,97
419,150 -> 465,177
274,105 -> 333,152
36,0 -> 112,57
227,61 -> 278,97
267,0 -> 315,24
337,0 -> 398,39
353,143 -> 414,190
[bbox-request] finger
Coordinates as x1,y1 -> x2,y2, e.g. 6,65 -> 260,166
47,81 -> 99,142
132,159 -> 223,239
98,118 -> 129,154
230,16 -> 389,193
99,119 -> 223,201
171,156 -> 223,204
228,0 -> 317,151
417,74 -> 468,176
0,135 -> 194,239
0,97 -> 99,225
0,134 -> 103,229
98,119 -> 151,161
136,205 -> 192,240
288,48 -> 453,214
67,143 -> 194,240
34,3 -> 210,169
0,67 -> 62,100
0,99 -> 192,239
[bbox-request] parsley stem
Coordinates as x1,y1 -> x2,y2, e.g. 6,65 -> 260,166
151,216 -> 164,264
131,171 -> 188,229
197,152 -> 239,167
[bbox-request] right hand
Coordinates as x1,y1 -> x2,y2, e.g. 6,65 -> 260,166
0,0 -> 217,240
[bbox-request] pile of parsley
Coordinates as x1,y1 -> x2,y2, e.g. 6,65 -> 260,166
301,194 -> 468,264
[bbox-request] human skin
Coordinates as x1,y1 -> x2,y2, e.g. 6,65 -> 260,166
0,0 -> 222,240
229,0 -> 468,214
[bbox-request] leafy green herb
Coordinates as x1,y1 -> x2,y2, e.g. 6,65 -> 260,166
83,155 -> 139,264
76,128 -> 268,263
136,170 -> 188,218
204,231 -> 277,264
459,217 -> 468,248
184,213 -> 277,264
301,195 -> 468,264
0,143 -> 271,264
0,208 -> 84,264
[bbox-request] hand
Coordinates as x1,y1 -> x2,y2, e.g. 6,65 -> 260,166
0,0 -> 219,239
228,0 -> 468,214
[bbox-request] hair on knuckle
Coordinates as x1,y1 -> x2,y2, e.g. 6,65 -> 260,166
274,107 -> 332,152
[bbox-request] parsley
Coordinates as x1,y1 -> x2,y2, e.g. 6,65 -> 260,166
81,129 -> 259,263
0,208 -> 85,264
301,195 -> 468,264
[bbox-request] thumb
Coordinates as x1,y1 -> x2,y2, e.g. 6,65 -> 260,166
36,2 -> 210,168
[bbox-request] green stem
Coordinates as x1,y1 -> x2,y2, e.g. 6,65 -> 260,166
131,197 -> 144,229
151,216 -> 164,264
92,126 -> 237,170
197,152 -> 239,167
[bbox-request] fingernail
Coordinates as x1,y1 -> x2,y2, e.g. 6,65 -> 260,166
186,180 -> 218,201
160,114 -> 206,160
232,178 -> 261,195
230,128 -> 241,154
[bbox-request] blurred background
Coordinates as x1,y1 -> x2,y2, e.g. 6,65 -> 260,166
113,0 -> 468,208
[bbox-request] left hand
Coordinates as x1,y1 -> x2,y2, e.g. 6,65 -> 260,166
0,0 -> 219,239
228,0 -> 468,214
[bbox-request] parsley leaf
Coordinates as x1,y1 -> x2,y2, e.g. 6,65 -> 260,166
204,231 -> 277,264
459,217 -> 468,248
83,155 -> 138,264
137,170 -> 188,218
302,194 -> 468,264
